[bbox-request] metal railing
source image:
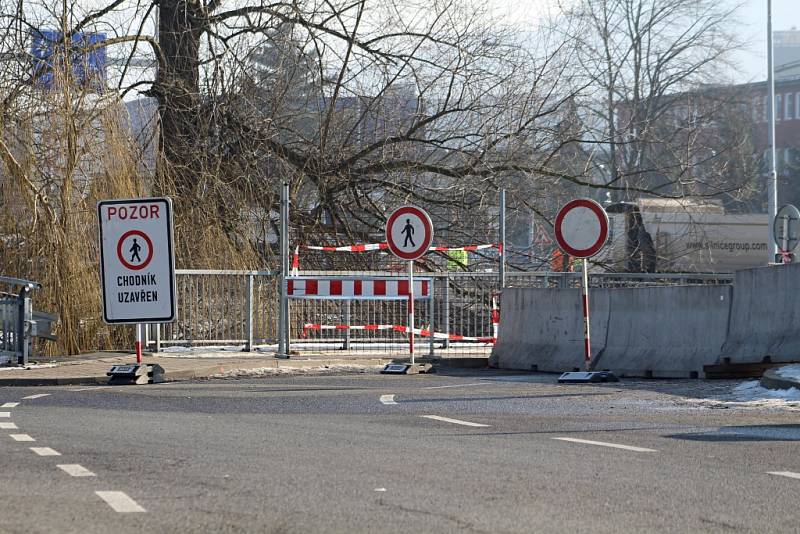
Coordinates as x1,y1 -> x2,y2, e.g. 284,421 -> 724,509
146,270 -> 277,351
0,276 -> 41,366
145,270 -> 732,355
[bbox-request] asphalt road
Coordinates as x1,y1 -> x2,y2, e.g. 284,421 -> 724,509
1,370 -> 799,533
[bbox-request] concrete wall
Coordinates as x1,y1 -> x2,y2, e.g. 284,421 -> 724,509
490,285 -> 731,377
719,263 -> 800,364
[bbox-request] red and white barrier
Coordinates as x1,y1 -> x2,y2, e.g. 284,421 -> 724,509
491,297 -> 500,340
287,278 -> 431,298
302,323 -> 495,343
291,245 -> 300,276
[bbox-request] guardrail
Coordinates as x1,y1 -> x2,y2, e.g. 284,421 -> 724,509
0,276 -> 41,366
144,270 -> 732,353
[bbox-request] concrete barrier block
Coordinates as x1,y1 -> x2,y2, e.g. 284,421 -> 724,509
596,286 -> 731,377
719,263 -> 800,364
490,287 -> 609,372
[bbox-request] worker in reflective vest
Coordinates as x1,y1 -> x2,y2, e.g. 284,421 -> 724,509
550,249 -> 574,272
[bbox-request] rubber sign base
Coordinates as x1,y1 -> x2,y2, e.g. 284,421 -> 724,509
557,371 -> 619,384
107,364 -> 165,385
381,363 -> 434,375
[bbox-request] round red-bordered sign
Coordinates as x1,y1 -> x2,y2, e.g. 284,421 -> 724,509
386,206 -> 434,260
117,230 -> 154,270
554,199 -> 609,258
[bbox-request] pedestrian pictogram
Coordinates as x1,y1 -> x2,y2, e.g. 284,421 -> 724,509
116,230 -> 153,270
385,206 -> 433,260
402,219 -> 416,248
98,198 -> 176,324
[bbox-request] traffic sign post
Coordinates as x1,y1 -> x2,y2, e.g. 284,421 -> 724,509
383,206 -> 434,375
553,199 -> 617,384
98,198 -> 175,384
773,204 -> 800,263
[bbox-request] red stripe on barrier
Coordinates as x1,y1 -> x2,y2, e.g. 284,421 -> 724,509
398,280 -> 409,295
365,324 -> 378,330
330,280 -> 342,295
354,280 -> 362,295
379,243 -> 389,250
352,244 -> 366,252
287,280 -> 294,294
422,280 -> 429,296
306,280 -> 318,295
463,245 -> 478,251
335,325 -> 348,330
373,280 -> 386,295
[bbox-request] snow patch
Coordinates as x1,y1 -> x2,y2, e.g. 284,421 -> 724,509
734,380 -> 800,401
775,364 -> 800,381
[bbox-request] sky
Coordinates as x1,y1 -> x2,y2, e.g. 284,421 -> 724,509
724,0 -> 800,82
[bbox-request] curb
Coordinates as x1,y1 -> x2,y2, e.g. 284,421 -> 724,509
760,368 -> 800,391
0,356 -> 493,386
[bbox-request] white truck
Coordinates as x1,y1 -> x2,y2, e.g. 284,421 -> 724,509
598,199 -> 771,273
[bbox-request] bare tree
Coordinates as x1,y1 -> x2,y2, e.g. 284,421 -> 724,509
560,0 -> 754,204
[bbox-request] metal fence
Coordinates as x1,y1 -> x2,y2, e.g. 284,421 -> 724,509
0,276 -> 39,365
144,270 -> 732,356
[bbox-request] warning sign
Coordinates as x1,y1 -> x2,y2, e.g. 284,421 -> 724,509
98,198 -> 176,324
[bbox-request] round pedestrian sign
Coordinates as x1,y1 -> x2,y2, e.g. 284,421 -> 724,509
386,206 -> 433,260
773,204 -> 800,252
117,230 -> 154,270
554,199 -> 609,258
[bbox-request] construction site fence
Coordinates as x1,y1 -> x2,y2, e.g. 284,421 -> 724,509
143,270 -> 733,353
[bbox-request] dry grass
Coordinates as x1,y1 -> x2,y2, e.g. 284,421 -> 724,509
0,68 -> 260,356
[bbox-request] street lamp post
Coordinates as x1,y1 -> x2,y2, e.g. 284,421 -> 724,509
767,0 -> 778,262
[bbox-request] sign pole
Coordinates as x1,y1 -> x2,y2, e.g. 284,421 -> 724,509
135,323 -> 143,365
408,260 -> 415,365
581,259 -> 591,371
782,216 -> 789,260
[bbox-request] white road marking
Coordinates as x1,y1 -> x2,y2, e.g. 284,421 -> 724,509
374,488 -> 387,492
95,491 -> 146,513
0,422 -> 17,429
9,434 -> 35,442
58,464 -> 96,477
1,402 -> 19,408
22,394 -> 50,400
768,471 -> 800,480
423,383 -> 483,390
0,412 -> 10,418
70,387 -> 111,392
552,437 -> 657,453
379,394 -> 397,405
31,447 -> 61,456
421,415 -> 490,428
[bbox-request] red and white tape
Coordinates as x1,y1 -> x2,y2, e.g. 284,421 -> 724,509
300,242 -> 499,253
291,242 -> 501,274
302,323 -> 495,343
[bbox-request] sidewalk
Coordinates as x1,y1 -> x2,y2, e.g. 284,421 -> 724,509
0,351 -> 489,386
